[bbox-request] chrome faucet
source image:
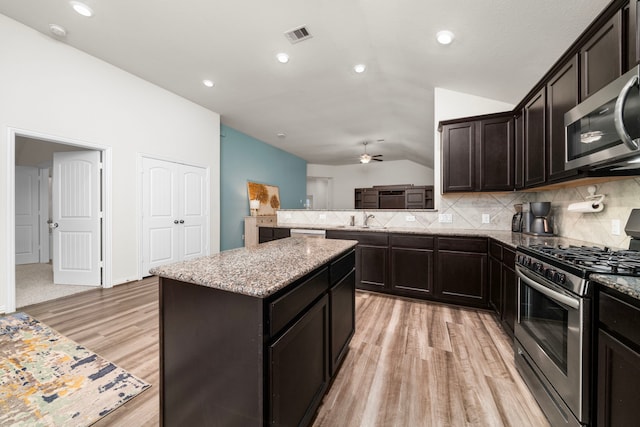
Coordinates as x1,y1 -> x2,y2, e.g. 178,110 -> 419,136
363,213 -> 375,228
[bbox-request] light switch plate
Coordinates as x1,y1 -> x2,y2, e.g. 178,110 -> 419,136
612,219 -> 621,235
405,215 -> 416,222
319,213 -> 327,220
482,214 -> 490,224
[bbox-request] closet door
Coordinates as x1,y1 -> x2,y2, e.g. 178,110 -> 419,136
178,164 -> 208,262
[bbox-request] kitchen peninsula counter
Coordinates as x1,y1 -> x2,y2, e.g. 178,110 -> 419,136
153,237 -> 357,427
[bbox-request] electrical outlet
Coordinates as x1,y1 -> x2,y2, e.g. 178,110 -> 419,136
405,215 -> 416,222
482,214 -> 490,224
319,213 -> 327,220
612,219 -> 621,235
438,213 -> 453,223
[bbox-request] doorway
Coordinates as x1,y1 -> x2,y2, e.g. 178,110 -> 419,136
6,128 -> 112,312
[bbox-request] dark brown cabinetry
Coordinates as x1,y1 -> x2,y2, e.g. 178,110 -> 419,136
547,56 -> 580,182
488,241 -> 503,313
488,239 -> 516,334
514,111 -> 525,189
441,113 -> 514,193
159,249 -> 355,427
581,11 -> 623,99
435,237 -> 488,308
524,88 -> 546,187
390,234 -> 435,297
596,289 -> 640,427
259,227 -> 291,243
442,121 -> 475,192
354,185 -> 434,209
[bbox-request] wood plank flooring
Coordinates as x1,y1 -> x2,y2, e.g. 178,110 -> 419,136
21,278 -> 549,426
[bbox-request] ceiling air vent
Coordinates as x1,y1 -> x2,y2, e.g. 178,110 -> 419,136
284,26 -> 312,44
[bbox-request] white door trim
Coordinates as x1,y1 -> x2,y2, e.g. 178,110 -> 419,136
137,153 -> 210,279
5,127 -> 113,313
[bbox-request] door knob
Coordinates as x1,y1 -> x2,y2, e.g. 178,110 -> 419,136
49,222 -> 59,229
179,220 -> 184,224
174,220 -> 179,224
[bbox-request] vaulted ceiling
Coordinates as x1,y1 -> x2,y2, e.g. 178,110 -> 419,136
0,0 -> 610,166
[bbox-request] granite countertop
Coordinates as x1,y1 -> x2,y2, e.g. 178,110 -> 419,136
150,237 -> 357,298
590,274 -> 640,301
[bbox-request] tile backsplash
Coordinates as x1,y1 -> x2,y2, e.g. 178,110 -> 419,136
278,177 -> 640,249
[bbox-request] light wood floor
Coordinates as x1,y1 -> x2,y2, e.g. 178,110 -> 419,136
22,278 -> 549,426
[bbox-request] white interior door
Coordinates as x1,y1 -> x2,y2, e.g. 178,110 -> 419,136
142,158 -> 209,276
180,165 -> 207,261
52,151 -> 102,286
15,166 -> 40,265
142,158 -> 179,275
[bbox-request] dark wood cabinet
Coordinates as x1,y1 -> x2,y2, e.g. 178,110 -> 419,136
488,241 -> 503,313
476,116 -> 514,191
442,121 -> 475,192
501,248 -> 517,334
596,289 -> 640,427
259,227 -> 290,243
329,268 -> 355,375
514,111 -> 525,189
355,185 -> 434,209
546,55 -> 580,182
435,237 -> 488,308
581,11 -> 623,99
623,0 -> 639,70
390,234 -> 434,297
524,88 -> 546,187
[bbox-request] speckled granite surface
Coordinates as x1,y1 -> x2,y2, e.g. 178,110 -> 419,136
591,274 -> 640,301
150,237 -> 357,298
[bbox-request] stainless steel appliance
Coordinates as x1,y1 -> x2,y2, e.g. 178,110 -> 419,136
512,204 -> 523,232
565,65 -> 640,171
529,202 -> 554,235
515,244 -> 640,426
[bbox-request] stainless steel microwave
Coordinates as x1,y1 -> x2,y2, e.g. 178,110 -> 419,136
565,65 -> 640,171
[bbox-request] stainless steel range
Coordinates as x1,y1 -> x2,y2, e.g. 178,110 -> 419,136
515,244 -> 640,427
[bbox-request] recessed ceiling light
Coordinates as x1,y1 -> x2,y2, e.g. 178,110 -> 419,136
49,24 -> 67,38
276,53 -> 289,63
69,1 -> 94,17
436,30 -> 455,45
354,64 -> 366,73
202,79 -> 215,88
277,133 -> 286,138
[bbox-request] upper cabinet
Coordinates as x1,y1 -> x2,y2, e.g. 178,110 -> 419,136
440,0 -> 640,193
441,112 -> 514,193
581,11 -> 623,99
354,185 -> 434,209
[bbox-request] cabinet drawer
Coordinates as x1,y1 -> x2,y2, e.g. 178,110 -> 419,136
503,247 -> 516,267
390,234 -> 434,249
269,268 -> 329,337
257,216 -> 276,225
273,228 -> 290,239
327,231 -> 388,246
438,237 -> 487,253
330,250 -> 355,286
489,240 -> 502,260
259,227 -> 273,238
599,291 -> 640,349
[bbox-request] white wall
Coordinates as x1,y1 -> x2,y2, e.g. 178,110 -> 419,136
306,177 -> 331,209
0,15 -> 220,311
433,88 -> 515,207
308,160 -> 434,209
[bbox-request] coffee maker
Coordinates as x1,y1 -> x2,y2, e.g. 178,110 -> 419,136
527,202 -> 554,235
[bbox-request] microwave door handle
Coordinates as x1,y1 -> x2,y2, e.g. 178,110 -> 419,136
517,268 -> 580,310
614,74 -> 640,150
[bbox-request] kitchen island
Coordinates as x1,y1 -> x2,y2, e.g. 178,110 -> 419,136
150,237 -> 357,427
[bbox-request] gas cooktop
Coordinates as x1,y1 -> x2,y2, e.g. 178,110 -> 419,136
519,244 -> 640,277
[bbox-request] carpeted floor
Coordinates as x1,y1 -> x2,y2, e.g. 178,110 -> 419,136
15,263 -> 97,308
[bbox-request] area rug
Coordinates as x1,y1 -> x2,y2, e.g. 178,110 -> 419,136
0,312 -> 151,426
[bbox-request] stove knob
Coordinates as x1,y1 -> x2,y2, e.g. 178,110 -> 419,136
545,269 -> 556,280
556,273 -> 566,284
533,262 -> 543,273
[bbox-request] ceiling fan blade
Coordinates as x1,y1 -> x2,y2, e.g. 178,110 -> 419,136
371,154 -> 383,158
372,158 -> 383,162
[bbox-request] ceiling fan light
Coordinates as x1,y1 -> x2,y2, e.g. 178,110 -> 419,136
360,153 -> 372,164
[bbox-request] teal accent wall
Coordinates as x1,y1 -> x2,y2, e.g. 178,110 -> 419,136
220,125 -> 307,250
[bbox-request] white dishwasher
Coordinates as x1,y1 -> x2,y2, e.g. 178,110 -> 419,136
289,229 -> 326,238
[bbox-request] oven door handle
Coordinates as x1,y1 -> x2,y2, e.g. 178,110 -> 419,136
516,268 -> 580,310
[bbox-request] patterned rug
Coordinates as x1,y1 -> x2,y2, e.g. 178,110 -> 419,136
0,312 -> 150,426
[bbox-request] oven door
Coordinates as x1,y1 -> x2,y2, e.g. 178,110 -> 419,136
515,266 -> 589,423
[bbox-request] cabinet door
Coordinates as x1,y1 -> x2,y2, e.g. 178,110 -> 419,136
436,250 -> 488,308
477,116 -> 514,191
524,88 -> 546,187
514,111 -> 525,190
273,228 -> 291,240
258,227 -> 273,243
269,295 -> 329,427
581,11 -> 622,99
502,264 -> 517,334
489,256 -> 502,314
361,190 -> 379,209
442,122 -> 475,192
329,270 -> 355,375
358,245 -> 387,290
354,189 -> 363,209
405,188 -> 426,209
597,329 -> 640,427
391,247 -> 434,296
547,55 -> 580,182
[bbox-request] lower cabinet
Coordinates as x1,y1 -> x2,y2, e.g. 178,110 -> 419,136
329,269 -> 355,375
390,234 -> 434,297
259,226 -> 291,243
435,237 -> 488,308
596,289 -> 640,427
488,239 -> 517,334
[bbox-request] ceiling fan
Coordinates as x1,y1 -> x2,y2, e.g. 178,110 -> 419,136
359,142 -> 383,164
